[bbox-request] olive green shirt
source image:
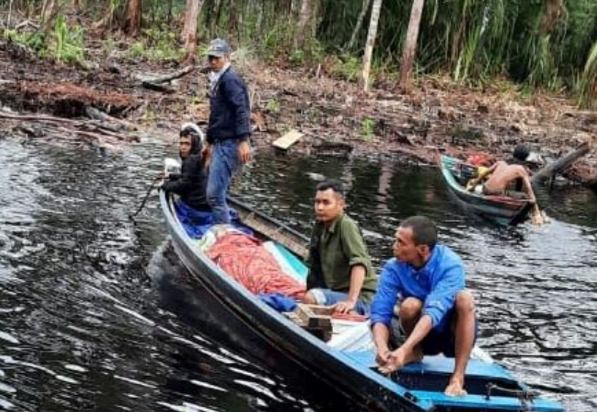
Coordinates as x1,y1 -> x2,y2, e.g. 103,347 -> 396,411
306,213 -> 377,303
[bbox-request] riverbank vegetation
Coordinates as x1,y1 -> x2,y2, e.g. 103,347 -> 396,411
2,0 -> 597,106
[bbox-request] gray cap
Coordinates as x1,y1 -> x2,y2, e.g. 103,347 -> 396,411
206,39 -> 231,57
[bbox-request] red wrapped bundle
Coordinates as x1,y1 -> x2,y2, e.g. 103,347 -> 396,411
206,232 -> 306,299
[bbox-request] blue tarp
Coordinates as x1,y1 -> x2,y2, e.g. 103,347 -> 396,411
259,293 -> 298,312
174,200 -> 251,239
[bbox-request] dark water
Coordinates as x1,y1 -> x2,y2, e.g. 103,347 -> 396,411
0,138 -> 596,412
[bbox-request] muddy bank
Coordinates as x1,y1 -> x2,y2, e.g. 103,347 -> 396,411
1,34 -> 596,186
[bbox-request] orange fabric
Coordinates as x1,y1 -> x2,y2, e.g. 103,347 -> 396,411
466,153 -> 492,167
206,232 -> 306,299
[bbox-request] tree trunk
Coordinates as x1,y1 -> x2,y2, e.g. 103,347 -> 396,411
209,0 -> 223,34
122,0 -> 142,36
8,0 -> 13,28
41,0 -> 56,23
310,0 -> 320,40
348,0 -> 372,51
227,0 -> 238,35
73,0 -> 81,10
399,0 -> 425,91
92,3 -> 116,30
182,0 -> 205,57
296,0 -> 314,48
531,137 -> 596,186
360,0 -> 383,92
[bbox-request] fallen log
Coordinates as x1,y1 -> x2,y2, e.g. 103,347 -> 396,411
1,110 -> 139,143
85,106 -> 138,131
134,65 -> 196,85
55,126 -> 122,146
0,110 -> 80,125
531,136 -> 596,186
141,81 -> 176,93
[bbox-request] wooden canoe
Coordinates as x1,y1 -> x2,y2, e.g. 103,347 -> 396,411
439,155 -> 533,225
159,190 -> 562,412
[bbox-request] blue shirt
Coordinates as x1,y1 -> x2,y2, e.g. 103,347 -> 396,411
370,245 -> 465,328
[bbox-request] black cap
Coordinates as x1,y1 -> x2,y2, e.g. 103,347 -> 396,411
513,144 -> 531,161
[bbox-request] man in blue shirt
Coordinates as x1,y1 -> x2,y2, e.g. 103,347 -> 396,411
370,216 -> 476,397
202,39 -> 252,224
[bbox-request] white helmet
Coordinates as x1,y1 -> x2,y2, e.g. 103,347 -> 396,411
180,122 -> 205,144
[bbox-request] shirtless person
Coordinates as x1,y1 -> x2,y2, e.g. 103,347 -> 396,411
481,161 -> 544,225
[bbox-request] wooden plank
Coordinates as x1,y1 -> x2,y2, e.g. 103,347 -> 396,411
240,211 -> 309,259
272,129 -> 304,150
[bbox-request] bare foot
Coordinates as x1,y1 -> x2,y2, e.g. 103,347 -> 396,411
378,346 -> 424,374
444,377 -> 467,397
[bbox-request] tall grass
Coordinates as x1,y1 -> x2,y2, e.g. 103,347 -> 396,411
577,40 -> 597,108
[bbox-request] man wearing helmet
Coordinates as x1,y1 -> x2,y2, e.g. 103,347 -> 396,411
161,123 -> 211,211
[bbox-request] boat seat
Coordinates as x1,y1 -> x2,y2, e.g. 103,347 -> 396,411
343,350 -> 517,380
343,350 -> 525,397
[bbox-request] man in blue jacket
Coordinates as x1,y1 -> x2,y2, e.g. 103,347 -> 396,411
202,38 -> 252,224
370,216 -> 476,397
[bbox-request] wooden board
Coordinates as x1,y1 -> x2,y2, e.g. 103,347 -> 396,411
272,129 -> 304,150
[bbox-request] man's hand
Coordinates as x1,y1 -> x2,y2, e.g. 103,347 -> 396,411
531,208 -> 545,225
333,299 -> 356,314
202,143 -> 212,161
375,345 -> 392,366
378,347 -> 408,375
238,140 -> 251,164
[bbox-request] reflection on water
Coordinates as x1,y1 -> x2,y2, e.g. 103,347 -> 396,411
0,139 -> 595,411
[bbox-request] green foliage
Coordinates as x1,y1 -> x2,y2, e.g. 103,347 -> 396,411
48,15 -> 85,64
8,0 -> 593,103
289,49 -> 305,65
3,15 -> 84,64
3,29 -> 46,53
330,54 -> 361,82
127,26 -> 185,60
266,99 -> 280,113
577,39 -> 597,108
361,118 -> 375,141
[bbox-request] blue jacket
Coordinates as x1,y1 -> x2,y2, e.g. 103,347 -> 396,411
370,245 -> 465,329
206,68 -> 251,144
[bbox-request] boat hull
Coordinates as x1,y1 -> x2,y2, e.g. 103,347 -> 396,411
439,156 -> 531,225
160,191 -> 425,412
159,191 -> 563,412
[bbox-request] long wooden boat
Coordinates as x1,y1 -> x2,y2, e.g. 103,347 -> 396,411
160,190 -> 563,412
439,155 -> 532,225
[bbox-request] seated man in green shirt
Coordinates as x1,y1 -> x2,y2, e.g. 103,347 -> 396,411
302,180 -> 377,315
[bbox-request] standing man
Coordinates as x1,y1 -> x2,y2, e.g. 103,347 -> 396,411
203,38 -> 252,224
370,216 -> 477,397
303,180 -> 377,316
